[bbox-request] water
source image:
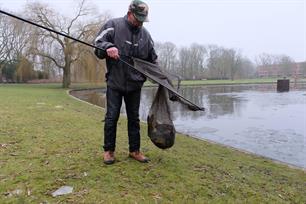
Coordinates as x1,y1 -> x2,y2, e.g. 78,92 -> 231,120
71,84 -> 306,168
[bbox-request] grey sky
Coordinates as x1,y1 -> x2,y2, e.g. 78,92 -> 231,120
0,0 -> 305,62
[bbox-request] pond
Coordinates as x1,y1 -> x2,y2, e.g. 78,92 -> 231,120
71,83 -> 306,169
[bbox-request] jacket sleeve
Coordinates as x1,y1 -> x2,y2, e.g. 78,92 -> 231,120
147,36 -> 158,64
94,20 -> 116,59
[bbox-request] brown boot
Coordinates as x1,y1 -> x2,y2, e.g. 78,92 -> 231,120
103,151 -> 115,165
129,151 -> 149,163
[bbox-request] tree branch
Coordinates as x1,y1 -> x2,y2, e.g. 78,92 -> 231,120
35,50 -> 64,69
67,0 -> 88,34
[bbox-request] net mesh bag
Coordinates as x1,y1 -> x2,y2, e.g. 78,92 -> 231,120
147,85 -> 175,149
133,58 -> 204,149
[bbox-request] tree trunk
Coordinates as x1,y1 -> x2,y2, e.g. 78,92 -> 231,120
0,64 -> 3,83
231,66 -> 235,81
62,64 -> 71,88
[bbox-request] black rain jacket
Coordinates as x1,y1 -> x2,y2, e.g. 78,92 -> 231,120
94,15 -> 158,92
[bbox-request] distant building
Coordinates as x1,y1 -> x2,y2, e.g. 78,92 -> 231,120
256,61 -> 306,78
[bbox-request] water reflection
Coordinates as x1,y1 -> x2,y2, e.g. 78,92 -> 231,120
71,84 -> 306,169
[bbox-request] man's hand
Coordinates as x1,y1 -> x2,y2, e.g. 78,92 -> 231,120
106,47 -> 119,60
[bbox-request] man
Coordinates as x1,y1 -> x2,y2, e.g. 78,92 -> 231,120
94,0 -> 157,164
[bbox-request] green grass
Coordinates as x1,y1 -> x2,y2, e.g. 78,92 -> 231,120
0,84 -> 305,203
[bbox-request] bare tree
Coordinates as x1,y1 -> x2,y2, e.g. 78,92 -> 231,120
207,45 -> 228,79
9,19 -> 32,81
189,43 -> 207,79
1,13 -> 32,82
206,46 -> 243,80
71,12 -> 109,83
176,44 -> 207,80
227,49 -> 241,80
25,0 -> 102,88
0,15 -> 9,61
155,42 -> 177,73
255,53 -> 276,67
235,57 -> 255,79
8,19 -> 30,61
278,55 -> 295,77
178,46 -> 190,79
0,15 -> 11,81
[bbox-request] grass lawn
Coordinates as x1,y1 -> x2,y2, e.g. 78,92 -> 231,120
0,84 -> 305,203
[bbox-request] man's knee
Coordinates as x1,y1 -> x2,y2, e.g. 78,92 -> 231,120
105,116 -> 119,125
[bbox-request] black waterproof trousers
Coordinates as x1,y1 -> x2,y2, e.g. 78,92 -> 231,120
103,87 -> 141,152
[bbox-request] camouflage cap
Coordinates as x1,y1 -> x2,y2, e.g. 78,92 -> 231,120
129,0 -> 149,22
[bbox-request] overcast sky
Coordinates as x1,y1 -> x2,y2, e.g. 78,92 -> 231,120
0,0 -> 305,62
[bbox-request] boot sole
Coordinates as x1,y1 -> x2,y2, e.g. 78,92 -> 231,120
104,160 -> 115,165
129,155 -> 150,163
